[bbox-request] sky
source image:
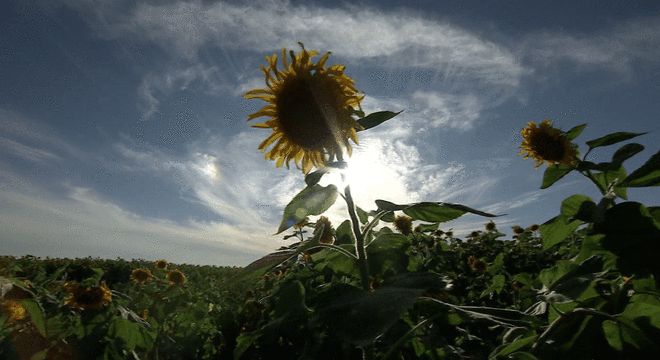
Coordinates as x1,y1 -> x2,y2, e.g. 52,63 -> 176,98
1,0 -> 659,266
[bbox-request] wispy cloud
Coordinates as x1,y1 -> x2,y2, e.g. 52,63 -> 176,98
113,1 -> 526,86
522,15 -> 660,74
0,108 -> 85,161
0,180 -> 263,265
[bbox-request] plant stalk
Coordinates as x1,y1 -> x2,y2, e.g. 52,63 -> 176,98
343,180 -> 371,291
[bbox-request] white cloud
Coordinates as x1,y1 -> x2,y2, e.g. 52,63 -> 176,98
67,0 -> 525,87
0,108 -> 84,161
0,180 -> 264,266
410,91 -> 484,131
522,15 -> 660,74
137,64 -> 228,119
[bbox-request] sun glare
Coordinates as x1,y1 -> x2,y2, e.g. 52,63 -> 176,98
196,153 -> 219,181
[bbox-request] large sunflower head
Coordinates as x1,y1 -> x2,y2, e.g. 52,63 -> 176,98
63,281 -> 112,311
167,269 -> 187,286
1,300 -> 27,323
130,268 -> 153,284
520,120 -> 577,167
244,43 -> 364,173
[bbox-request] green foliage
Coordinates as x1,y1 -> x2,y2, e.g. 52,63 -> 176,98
277,184 -> 338,234
1,122 -> 657,359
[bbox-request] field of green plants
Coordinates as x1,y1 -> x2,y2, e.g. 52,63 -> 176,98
2,45 -> 660,359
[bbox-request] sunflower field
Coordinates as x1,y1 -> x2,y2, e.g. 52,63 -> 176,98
2,45 -> 660,359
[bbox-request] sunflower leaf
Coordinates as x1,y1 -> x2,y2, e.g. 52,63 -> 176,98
585,132 -> 647,149
375,200 -> 499,222
356,110 -> 403,131
277,184 -> 338,234
621,150 -> 660,187
565,123 -> 587,140
541,164 -> 573,189
304,169 -> 329,187
611,143 -> 644,167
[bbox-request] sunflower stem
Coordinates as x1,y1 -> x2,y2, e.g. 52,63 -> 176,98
336,156 -> 370,292
344,181 -> 371,291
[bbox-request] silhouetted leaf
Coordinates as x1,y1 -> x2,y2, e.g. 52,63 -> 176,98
622,150 -> 660,187
356,110 -> 403,131
541,164 -> 573,189
277,184 -> 338,234
586,131 -> 646,149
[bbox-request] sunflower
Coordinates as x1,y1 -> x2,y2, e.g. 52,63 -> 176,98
485,221 -> 496,231
314,216 -> 335,244
64,281 -> 112,311
244,43 -> 364,173
520,120 -> 577,167
130,268 -> 153,284
154,259 -> 168,269
394,215 -> 413,236
1,300 -> 27,323
167,269 -> 187,286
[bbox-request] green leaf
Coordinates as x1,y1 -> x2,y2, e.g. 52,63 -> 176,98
491,335 -> 536,358
540,215 -> 582,249
415,222 -> 439,233
304,168 -> 329,187
560,194 -> 596,222
273,280 -> 311,317
403,202 -> 465,223
367,233 -> 411,276
335,219 -> 355,245
541,164 -> 573,189
313,276 -> 429,346
356,110 -> 403,131
375,200 -> 498,222
611,143 -> 644,166
356,206 -> 369,224
602,318 -> 656,352
481,274 -> 506,297
592,167 -> 628,199
622,150 -> 660,187
586,131 -> 647,149
508,352 -> 540,360
20,299 -> 46,337
565,123 -> 587,140
313,245 -> 357,276
108,318 -> 154,351
234,333 -> 259,360
277,184 -> 338,234
375,199 -> 409,211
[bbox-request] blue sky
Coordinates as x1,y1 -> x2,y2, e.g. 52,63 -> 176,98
1,0 -> 659,266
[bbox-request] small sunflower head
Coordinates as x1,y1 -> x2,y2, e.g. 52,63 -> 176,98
469,231 -> 481,238
485,221 -> 497,232
167,269 -> 187,286
1,300 -> 27,323
245,43 -> 364,173
130,268 -> 153,284
528,224 -> 540,232
155,259 -> 168,269
64,281 -> 112,311
512,225 -> 525,235
520,120 -> 577,167
467,256 -> 487,273
394,215 -> 413,235
314,216 -> 335,244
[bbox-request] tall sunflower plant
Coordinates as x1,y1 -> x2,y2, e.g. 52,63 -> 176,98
242,43 -> 501,355
518,120 -> 659,249
244,43 -> 498,288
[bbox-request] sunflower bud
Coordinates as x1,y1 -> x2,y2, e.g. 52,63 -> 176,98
394,215 -> 413,236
